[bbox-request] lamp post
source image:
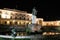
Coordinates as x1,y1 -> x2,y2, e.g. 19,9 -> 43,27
11,27 -> 17,40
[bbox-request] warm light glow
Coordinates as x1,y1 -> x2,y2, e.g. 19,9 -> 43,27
43,32 -> 60,35
27,14 -> 32,16
1,13 -> 11,19
7,21 -> 10,25
18,22 -> 20,25
21,21 -> 24,25
1,9 -> 60,27
42,21 -> 60,26
29,22 -> 31,24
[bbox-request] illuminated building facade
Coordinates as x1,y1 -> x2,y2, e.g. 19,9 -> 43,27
0,8 -> 43,26
0,8 -> 60,36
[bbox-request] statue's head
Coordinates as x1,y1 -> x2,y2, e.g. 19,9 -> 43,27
32,7 -> 37,15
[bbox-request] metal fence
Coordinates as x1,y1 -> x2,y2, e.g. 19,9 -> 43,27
0,35 -> 60,40
0,35 -> 43,40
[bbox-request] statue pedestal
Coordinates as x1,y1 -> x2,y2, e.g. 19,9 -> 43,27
28,23 -> 41,32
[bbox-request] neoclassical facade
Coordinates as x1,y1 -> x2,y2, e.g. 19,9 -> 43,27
0,8 -> 60,27
0,8 -> 43,26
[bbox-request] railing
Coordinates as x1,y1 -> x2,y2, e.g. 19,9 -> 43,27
0,35 -> 43,40
0,35 -> 31,39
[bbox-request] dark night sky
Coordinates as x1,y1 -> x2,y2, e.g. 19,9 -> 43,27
0,0 -> 59,21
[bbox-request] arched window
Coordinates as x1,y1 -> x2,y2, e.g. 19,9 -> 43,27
14,16 -> 17,19
15,22 -> 17,25
10,22 -> 12,25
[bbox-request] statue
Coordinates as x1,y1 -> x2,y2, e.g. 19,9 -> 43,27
32,7 -> 37,24
32,7 -> 37,16
28,7 -> 42,35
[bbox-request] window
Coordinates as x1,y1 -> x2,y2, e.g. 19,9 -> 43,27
10,22 -> 12,25
15,22 -> 17,25
15,17 -> 17,19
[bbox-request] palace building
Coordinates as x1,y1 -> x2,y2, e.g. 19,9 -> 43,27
0,8 -> 60,36
0,8 -> 60,27
0,8 -> 43,26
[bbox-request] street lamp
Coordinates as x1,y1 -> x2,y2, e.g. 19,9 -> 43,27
11,27 -> 17,40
